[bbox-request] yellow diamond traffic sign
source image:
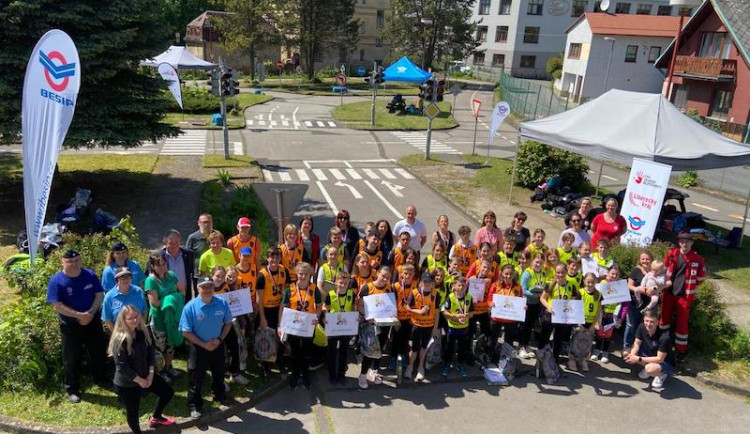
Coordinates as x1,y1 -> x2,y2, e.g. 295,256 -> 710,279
423,103 -> 441,120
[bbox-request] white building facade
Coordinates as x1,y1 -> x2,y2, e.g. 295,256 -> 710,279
468,0 -> 691,78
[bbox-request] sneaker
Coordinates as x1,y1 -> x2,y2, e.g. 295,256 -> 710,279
372,371 -> 383,385
580,360 -> 589,372
651,373 -> 668,389
457,364 -> 468,378
639,369 -> 650,380
166,367 -> 181,378
415,369 -> 425,382
590,350 -> 600,361
149,416 -> 175,428
309,362 -> 325,371
404,365 -> 413,380
190,409 -> 202,419
518,347 -> 531,359
67,393 -> 81,404
601,352 -> 610,364
231,374 -> 249,385
567,359 -> 577,371
358,374 -> 368,389
441,365 -> 450,377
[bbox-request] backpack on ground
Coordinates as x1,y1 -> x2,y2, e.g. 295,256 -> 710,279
495,342 -> 518,379
569,327 -> 593,362
359,324 -> 382,359
254,327 -> 278,363
425,338 -> 442,370
535,344 -> 560,384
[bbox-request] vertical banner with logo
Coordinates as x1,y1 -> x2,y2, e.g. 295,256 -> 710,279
488,101 -> 510,144
620,158 -> 672,246
158,62 -> 183,109
22,30 -> 81,262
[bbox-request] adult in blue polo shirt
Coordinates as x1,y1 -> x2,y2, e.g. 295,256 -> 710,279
179,277 -> 233,419
101,242 -> 146,292
46,249 -> 110,404
101,267 -> 147,331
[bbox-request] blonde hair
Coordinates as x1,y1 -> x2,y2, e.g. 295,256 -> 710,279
284,224 -> 298,238
207,230 -> 224,244
107,305 -> 150,357
295,261 -> 314,277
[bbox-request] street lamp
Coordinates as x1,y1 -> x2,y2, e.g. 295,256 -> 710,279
665,0 -> 700,100
602,37 -> 616,95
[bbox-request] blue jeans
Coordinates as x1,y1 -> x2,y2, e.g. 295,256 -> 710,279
623,301 -> 642,350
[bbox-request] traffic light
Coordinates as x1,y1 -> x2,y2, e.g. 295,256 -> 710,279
207,69 -> 220,97
420,79 -> 435,101
436,80 -> 445,102
365,71 -> 386,84
220,69 -> 240,96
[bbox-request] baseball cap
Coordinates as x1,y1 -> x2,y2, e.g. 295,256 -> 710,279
110,242 -> 128,252
114,267 -> 132,280
677,232 -> 693,241
62,249 -> 80,259
240,246 -> 252,256
197,277 -> 214,288
237,217 -> 252,227
420,272 -> 434,283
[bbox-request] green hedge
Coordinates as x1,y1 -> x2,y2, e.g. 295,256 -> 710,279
509,141 -> 589,188
166,87 -> 240,114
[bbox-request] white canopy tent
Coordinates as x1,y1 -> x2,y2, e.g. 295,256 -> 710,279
140,45 -> 217,70
514,89 -> 750,240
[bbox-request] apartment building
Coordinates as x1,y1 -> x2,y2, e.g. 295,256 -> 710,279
468,0 -> 691,78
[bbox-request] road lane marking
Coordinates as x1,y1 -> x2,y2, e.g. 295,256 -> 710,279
293,107 -> 300,129
363,180 -> 403,219
362,169 -> 380,179
262,169 -> 273,180
327,121 -> 336,127
312,169 -> 328,181
378,168 -> 396,179
602,175 -> 618,181
279,171 -> 292,182
381,180 -> 405,198
346,169 -> 362,179
728,213 -> 750,222
296,169 -> 310,181
334,181 -> 363,199
305,121 -> 313,127
692,203 -> 719,212
394,168 -> 415,179
316,180 -> 339,216
233,142 -> 243,155
329,168 -> 346,180
316,121 -> 325,127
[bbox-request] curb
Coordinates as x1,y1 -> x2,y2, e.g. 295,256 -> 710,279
0,377 -> 287,434
696,371 -> 750,397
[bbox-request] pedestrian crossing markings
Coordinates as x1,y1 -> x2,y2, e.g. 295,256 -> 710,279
262,167 -> 415,183
391,131 -> 462,155
160,130 -> 207,156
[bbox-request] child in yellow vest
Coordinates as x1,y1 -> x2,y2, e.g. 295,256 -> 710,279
441,277 -> 473,378
324,271 -> 357,384
392,264 -> 417,372
405,272 -> 440,382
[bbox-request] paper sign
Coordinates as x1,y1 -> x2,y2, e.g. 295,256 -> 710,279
581,258 -> 598,276
491,294 -> 526,322
279,307 -> 316,337
363,293 -> 397,320
468,278 -> 487,304
214,290 -> 253,316
325,312 -> 360,337
597,279 -> 631,305
551,299 -> 584,325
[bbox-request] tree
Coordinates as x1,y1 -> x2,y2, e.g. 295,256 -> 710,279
162,0 -> 216,38
384,0 -> 479,70
546,54 -> 563,80
269,0 -> 360,80
0,0 -> 179,148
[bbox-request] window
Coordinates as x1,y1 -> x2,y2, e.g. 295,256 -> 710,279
647,46 -> 661,63
473,53 -> 486,65
678,7 -> 692,16
523,26 -> 540,44
636,4 -> 652,15
359,49 -> 365,62
338,46 -> 347,64
375,38 -> 383,47
699,32 -> 732,58
673,85 -> 689,110
568,43 -> 582,59
476,26 -> 488,42
499,0 -> 512,15
528,0 -> 544,15
492,54 -> 506,66
615,2 -> 631,14
520,55 -> 537,68
376,10 -> 385,28
657,5 -> 672,15
479,0 -> 491,15
495,26 -> 509,42
572,0 -> 587,17
625,45 -> 638,62
360,22 -> 366,34
709,90 -> 733,120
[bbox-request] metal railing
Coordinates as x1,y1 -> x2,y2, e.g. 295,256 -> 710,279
496,69 -> 586,120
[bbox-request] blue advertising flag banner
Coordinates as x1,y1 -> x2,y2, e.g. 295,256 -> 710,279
488,101 -> 510,144
158,62 -> 183,109
22,30 -> 81,262
619,158 -> 672,246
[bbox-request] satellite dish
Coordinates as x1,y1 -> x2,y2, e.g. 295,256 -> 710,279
600,0 -> 610,12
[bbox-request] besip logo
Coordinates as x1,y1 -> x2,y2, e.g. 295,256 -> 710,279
628,215 -> 646,231
40,50 -> 76,92
634,171 -> 644,184
498,105 -> 508,115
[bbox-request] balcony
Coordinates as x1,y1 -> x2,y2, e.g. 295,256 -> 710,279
673,56 -> 736,81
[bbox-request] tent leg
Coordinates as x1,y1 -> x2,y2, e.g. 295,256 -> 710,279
594,160 -> 604,198
741,186 -> 750,248
508,137 -> 520,204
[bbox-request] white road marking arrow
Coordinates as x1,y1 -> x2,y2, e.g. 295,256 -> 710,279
381,180 -> 405,198
334,181 -> 363,199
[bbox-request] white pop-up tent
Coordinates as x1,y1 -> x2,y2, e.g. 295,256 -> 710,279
140,45 -> 217,70
513,89 -> 750,239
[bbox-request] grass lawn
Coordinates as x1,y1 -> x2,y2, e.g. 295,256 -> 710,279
332,100 -> 457,130
163,94 -> 273,129
203,154 -> 255,168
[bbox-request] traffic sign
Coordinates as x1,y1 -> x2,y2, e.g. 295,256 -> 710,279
423,103 -> 441,120
252,182 -> 309,242
472,99 -> 482,118
450,84 -> 462,96
334,73 -> 347,86
275,60 -> 283,71
340,64 -> 346,74
357,65 -> 366,76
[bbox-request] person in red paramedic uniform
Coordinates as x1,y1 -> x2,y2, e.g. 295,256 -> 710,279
660,232 -> 706,363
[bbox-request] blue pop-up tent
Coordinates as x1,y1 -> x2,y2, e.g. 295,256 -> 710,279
383,57 -> 431,83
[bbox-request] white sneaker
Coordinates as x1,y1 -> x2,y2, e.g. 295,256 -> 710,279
358,374 -> 368,389
231,374 -> 249,385
404,365 -> 413,380
638,369 -> 650,380
518,347 -> 532,359
367,369 -> 383,385
415,369 -> 425,382
652,373 -> 668,389
601,352 -> 610,364
590,350 -> 600,361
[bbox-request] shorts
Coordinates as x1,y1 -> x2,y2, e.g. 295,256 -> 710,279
658,361 -> 674,376
410,326 -> 433,350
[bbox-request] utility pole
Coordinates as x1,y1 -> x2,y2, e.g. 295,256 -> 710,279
425,76 -> 438,160
370,61 -> 378,126
219,57 -> 230,159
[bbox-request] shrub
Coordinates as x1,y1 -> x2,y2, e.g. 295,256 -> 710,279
546,55 -> 563,77
315,67 -> 338,79
608,241 -> 670,277
169,86 -> 221,114
509,140 -> 589,188
678,170 -> 701,188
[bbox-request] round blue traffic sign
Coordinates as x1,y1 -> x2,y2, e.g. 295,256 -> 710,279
357,65 -> 366,77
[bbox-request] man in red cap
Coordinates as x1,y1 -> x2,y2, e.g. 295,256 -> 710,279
660,232 -> 706,363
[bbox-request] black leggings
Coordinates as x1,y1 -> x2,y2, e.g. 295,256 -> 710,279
392,320 -> 412,360
519,303 -> 542,347
225,325 -> 240,375
443,330 -> 471,365
490,321 -> 518,362
327,336 -> 350,380
360,327 -> 390,375
469,312 -> 491,337
288,335 -> 312,383
117,374 -> 174,434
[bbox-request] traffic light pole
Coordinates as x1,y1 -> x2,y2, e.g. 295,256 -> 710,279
220,57 -> 229,160
424,77 -> 438,160
370,61 -> 377,126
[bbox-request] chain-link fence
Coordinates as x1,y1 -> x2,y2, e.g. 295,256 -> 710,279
497,70 -> 588,120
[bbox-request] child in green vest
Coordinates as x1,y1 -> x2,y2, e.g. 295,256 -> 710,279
324,271 -> 357,384
441,277 -> 474,378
